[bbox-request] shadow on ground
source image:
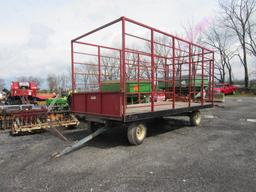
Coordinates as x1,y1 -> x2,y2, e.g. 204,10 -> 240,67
56,117 -> 191,149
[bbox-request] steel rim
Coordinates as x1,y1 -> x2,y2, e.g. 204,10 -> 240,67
195,113 -> 201,124
136,124 -> 145,140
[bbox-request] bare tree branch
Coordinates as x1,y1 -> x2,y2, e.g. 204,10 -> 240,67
218,0 -> 256,88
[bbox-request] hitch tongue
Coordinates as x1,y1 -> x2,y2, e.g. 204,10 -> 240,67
52,127 -> 107,158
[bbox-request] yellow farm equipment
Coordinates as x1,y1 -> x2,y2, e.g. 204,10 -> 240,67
0,105 -> 79,135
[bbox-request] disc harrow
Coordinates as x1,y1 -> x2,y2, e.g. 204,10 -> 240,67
0,106 -> 79,135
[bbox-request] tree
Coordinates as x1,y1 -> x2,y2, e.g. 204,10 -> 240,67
27,76 -> 43,87
219,0 -> 256,88
47,74 -> 58,91
57,73 -> 71,91
16,76 -> 27,82
247,20 -> 256,56
145,36 -> 171,83
182,20 -> 209,80
101,53 -> 120,81
75,61 -> 99,92
16,76 -> 43,87
214,60 -> 226,82
204,24 -> 236,84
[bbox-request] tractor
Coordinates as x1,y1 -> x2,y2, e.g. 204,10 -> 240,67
5,81 -> 38,105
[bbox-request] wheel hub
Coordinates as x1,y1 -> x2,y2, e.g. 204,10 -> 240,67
195,112 -> 201,124
136,124 -> 145,140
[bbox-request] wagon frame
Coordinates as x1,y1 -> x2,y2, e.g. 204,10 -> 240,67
71,16 -> 214,145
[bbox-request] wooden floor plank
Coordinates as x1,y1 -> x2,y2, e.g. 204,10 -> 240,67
126,101 -> 210,115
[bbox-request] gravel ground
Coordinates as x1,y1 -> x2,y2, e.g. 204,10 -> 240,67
0,96 -> 256,192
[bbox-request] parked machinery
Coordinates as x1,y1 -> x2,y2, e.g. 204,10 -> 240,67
0,88 -> 79,135
4,81 -> 37,105
0,104 -> 79,135
46,91 -> 71,111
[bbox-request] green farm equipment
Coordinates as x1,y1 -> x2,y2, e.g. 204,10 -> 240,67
101,76 -> 209,104
101,80 -> 151,104
46,96 -> 70,111
158,75 -> 209,96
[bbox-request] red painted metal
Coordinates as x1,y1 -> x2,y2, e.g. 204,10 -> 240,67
151,29 -> 155,112
172,37 -> 176,109
71,42 -> 75,93
212,52 -> 215,104
179,63 -> 182,96
122,17 -> 126,120
75,41 -> 121,52
71,17 -> 215,120
72,93 -> 86,112
137,53 -> 141,104
201,48 -> 205,105
11,82 -> 37,97
72,92 -> 122,118
72,17 -> 122,42
98,47 -> 101,90
188,43 -> 192,107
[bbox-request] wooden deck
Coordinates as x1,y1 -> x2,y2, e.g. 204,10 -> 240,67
126,101 -> 211,115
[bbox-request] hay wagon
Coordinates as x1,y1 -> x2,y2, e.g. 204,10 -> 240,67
71,17 -> 214,145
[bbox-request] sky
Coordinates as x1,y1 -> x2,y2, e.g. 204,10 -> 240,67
0,0 -> 227,87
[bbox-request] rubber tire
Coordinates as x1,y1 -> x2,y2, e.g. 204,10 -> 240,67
127,123 -> 147,145
190,111 -> 201,126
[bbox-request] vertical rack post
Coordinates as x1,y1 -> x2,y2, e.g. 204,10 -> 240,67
208,59 -> 212,102
71,41 -> 75,93
212,52 -> 215,104
179,63 -> 182,96
119,50 -> 123,117
137,53 -> 140,104
164,58 -> 167,100
172,37 -> 176,109
201,48 -> 205,105
71,41 -> 75,109
122,17 -> 126,118
98,47 -> 101,91
151,29 -> 155,112
193,61 -> 197,97
188,43 -> 192,107
98,46 -> 102,113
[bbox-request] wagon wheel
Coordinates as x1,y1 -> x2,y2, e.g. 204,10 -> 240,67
127,123 -> 147,145
190,110 -> 201,126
